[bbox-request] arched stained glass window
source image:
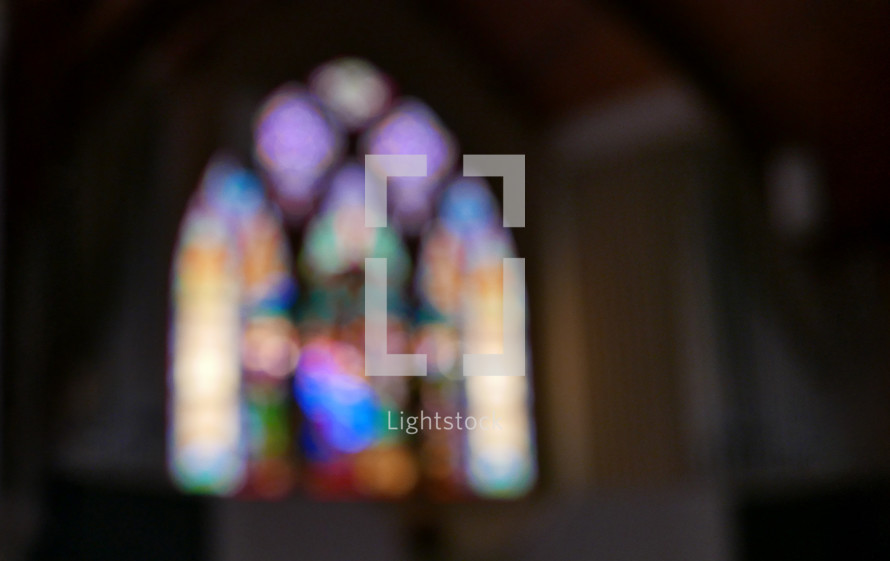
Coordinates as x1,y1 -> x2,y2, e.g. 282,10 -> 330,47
170,156 -> 299,498
417,178 -> 536,497
169,57 -> 536,500
169,196 -> 244,495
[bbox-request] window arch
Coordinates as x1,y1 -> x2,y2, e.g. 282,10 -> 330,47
169,58 -> 535,500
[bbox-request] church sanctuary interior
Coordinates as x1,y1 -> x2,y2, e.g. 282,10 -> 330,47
3,0 -> 890,559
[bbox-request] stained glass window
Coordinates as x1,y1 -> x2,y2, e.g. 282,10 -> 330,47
169,58 -> 536,500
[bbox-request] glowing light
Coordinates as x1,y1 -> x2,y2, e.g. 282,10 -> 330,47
254,85 -> 344,220
463,259 -> 536,497
413,176 -> 538,498
362,100 -> 457,233
461,227 -> 535,497
171,157 -> 300,498
310,58 -> 393,130
169,202 -> 245,495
